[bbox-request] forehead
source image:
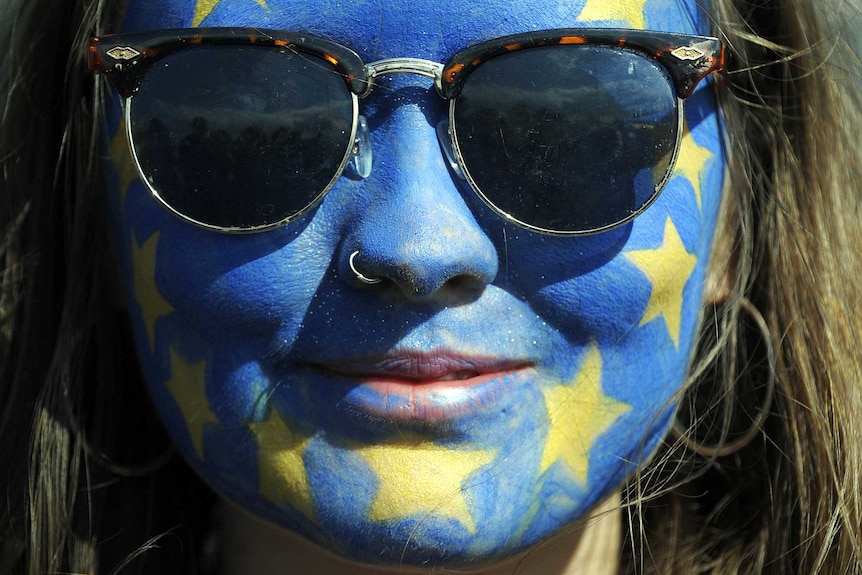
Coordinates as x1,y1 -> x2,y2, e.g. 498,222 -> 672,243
121,0 -> 709,59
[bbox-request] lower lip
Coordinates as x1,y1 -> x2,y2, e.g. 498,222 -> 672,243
325,366 -> 535,424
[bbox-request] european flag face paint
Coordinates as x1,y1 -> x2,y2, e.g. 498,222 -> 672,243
103,0 -> 725,567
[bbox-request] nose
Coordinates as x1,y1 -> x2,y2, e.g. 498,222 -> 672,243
339,82 -> 498,301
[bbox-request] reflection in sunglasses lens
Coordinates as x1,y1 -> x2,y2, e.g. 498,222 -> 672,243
453,45 -> 678,234
130,45 -> 355,230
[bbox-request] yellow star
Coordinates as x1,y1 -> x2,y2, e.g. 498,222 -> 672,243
673,119 -> 714,210
539,345 -> 631,485
107,120 -> 139,203
578,0 -> 646,28
249,406 -> 316,523
192,0 -> 269,26
131,231 -> 174,351
356,439 -> 496,534
165,347 -> 218,459
625,217 -> 697,348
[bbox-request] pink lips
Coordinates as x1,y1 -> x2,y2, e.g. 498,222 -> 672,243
310,352 -> 534,422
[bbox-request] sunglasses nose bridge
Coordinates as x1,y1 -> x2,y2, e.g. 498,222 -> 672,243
359,58 -> 446,98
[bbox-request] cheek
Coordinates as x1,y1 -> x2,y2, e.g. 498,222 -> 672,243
100,92 -> 349,435
512,82 -> 725,423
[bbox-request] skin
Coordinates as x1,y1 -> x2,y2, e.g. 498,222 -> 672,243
102,0 -> 725,571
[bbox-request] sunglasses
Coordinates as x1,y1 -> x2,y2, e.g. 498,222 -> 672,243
89,27 -> 724,235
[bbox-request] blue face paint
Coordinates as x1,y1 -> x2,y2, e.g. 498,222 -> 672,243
103,0 -> 725,567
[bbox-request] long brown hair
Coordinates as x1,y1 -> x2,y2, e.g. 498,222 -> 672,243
1,1 -> 212,572
1,0 -> 861,573
623,1 -> 862,573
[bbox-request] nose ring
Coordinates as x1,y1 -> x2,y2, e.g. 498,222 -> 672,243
349,250 -> 382,285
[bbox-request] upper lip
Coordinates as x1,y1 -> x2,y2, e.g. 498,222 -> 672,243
306,350 -> 532,383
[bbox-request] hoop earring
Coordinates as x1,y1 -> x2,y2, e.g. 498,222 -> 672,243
61,313 -> 175,478
63,381 -> 175,478
673,297 -> 775,458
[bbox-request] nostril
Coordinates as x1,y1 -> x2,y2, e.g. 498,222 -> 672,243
436,274 -> 488,305
403,271 -> 488,303
445,273 -> 486,294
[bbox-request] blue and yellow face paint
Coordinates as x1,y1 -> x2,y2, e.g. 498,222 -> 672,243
102,0 -> 725,567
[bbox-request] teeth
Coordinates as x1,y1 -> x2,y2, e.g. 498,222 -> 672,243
437,370 -> 480,381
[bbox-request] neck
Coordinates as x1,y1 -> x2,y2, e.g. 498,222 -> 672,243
218,495 -> 621,575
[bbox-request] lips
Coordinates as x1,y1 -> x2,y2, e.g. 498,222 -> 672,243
305,352 -> 534,423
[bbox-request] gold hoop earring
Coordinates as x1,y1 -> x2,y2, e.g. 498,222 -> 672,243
673,297 -> 775,458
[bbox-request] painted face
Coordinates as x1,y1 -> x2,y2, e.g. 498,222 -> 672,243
103,0 -> 725,567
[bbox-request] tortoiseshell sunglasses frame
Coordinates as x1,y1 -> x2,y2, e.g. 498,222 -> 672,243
89,27 -> 723,101
88,27 -> 724,235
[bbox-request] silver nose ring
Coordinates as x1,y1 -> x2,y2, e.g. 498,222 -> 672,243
349,250 -> 382,285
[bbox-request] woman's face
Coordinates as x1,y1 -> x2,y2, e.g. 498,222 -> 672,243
104,0 -> 724,567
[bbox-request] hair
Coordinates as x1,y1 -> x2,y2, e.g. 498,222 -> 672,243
1,0 -> 861,573
622,0 -> 862,571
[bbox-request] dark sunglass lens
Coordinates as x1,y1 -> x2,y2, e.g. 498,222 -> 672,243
129,45 -> 355,230
454,45 -> 678,234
